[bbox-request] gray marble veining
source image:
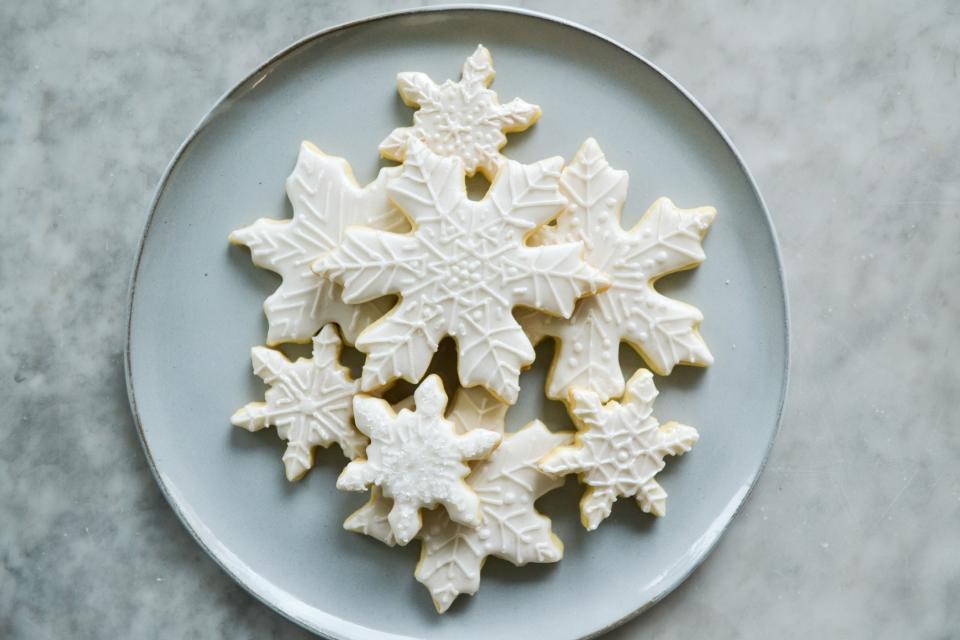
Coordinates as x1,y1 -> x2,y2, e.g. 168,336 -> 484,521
1,1 -> 958,638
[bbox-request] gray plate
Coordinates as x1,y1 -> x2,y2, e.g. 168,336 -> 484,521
125,6 -> 788,640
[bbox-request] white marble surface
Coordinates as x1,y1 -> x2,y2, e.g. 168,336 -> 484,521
2,1 -> 958,638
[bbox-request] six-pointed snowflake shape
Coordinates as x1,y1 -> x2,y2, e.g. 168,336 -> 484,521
344,386 -> 508,546
539,369 -> 699,530
379,44 -> 541,180
416,421 -> 571,613
337,375 -> 502,546
521,138 -> 716,402
229,141 -> 408,346
231,324 -> 364,481
314,139 -> 610,404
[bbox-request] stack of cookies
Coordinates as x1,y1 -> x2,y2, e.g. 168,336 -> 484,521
229,45 -> 715,613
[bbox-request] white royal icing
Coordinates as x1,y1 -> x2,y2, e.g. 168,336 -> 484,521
336,375 -> 502,546
314,139 -> 610,404
539,369 -> 698,530
344,386 -> 508,546
416,421 -> 571,613
230,324 -> 364,481
379,44 -> 541,180
229,141 -> 408,346
521,138 -> 715,402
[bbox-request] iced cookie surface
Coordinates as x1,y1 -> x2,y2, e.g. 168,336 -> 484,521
344,386 -> 508,546
522,138 -> 715,402
229,142 -> 408,346
416,421 -> 571,613
540,369 -> 698,530
230,324 -> 364,481
379,44 -> 541,180
337,375 -> 502,545
315,139 -> 609,404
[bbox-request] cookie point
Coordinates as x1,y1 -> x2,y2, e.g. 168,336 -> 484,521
229,408 -> 249,428
580,137 -> 603,155
541,155 -> 565,173
283,458 -> 307,482
299,139 -> 321,155
314,323 -> 341,347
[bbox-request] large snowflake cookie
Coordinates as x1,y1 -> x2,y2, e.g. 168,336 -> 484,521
230,324 -> 364,481
336,375 -> 502,546
344,386 -> 508,546
416,421 -> 572,613
539,369 -> 698,530
314,139 -> 610,404
379,44 -> 541,180
229,141 -> 408,346
522,138 -> 716,402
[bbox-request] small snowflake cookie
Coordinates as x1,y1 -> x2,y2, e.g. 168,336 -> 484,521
344,386 -> 508,546
314,139 -> 610,404
539,369 -> 699,530
230,324 -> 364,481
417,421 -> 572,613
337,375 -> 502,546
521,138 -> 716,402
379,44 -> 541,180
229,141 -> 408,346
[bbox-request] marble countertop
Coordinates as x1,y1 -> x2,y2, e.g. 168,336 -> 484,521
2,1 -> 957,638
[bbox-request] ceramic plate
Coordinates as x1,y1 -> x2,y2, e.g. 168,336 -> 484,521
126,7 -> 788,639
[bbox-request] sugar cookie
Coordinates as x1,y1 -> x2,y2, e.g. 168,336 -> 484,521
314,139 -> 609,404
539,369 -> 698,530
344,386 -> 507,546
379,44 -> 541,180
229,141 -> 408,346
521,138 -> 715,402
337,375 -> 502,546
230,324 -> 363,481
416,421 -> 571,613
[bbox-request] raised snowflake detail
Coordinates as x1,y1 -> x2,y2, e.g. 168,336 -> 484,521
416,421 -> 571,612
336,375 -> 502,546
344,386 -> 508,546
521,138 -> 716,402
379,44 -> 541,180
314,139 -> 610,404
539,369 -> 698,530
229,141 -> 408,346
230,324 -> 364,481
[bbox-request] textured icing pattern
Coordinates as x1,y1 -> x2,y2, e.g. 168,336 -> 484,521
539,369 -> 698,530
230,325 -> 363,481
379,44 -> 541,180
416,421 -> 571,612
229,141 -> 408,346
521,138 -> 715,402
314,139 -> 609,404
344,386 -> 508,546
336,375 -> 501,546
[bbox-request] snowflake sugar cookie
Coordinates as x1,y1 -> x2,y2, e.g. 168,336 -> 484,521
344,386 -> 508,546
314,139 -> 610,404
379,44 -> 541,180
521,138 -> 716,402
416,421 -> 571,613
230,324 -> 364,481
229,141 -> 408,346
337,375 -> 502,546
539,369 -> 698,530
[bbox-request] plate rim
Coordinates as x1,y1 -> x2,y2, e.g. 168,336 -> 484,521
124,5 -> 791,639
